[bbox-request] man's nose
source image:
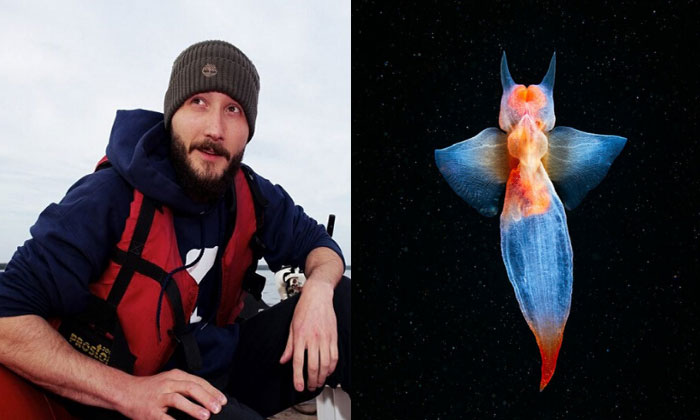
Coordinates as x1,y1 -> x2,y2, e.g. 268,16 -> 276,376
204,111 -> 225,141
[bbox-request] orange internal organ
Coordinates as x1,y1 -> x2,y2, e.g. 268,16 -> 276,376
507,85 -> 547,116
504,167 -> 550,218
502,113 -> 551,219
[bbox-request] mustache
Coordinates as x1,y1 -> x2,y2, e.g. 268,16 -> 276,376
189,139 -> 231,160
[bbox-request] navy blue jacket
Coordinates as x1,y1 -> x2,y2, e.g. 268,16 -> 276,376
0,109 -> 343,377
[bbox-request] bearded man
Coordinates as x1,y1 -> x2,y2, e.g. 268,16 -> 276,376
0,40 -> 350,420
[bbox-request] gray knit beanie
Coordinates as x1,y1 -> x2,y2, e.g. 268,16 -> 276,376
164,40 -> 260,141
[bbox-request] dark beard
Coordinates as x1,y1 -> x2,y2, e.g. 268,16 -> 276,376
169,133 -> 244,203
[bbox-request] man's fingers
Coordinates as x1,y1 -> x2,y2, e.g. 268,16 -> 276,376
318,344 -> 331,388
306,343 -> 320,391
164,392 -> 211,420
170,380 -> 223,415
165,370 -> 226,412
189,375 -> 228,411
292,339 -> 306,392
188,375 -> 227,407
329,334 -> 339,374
280,330 -> 294,364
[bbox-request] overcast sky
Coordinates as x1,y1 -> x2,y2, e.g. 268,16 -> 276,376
0,1 -> 350,265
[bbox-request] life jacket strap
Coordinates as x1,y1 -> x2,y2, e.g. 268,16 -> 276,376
111,248 -> 168,284
107,195 -> 159,306
165,277 -> 202,372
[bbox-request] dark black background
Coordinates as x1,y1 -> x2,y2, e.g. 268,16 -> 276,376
353,2 -> 699,418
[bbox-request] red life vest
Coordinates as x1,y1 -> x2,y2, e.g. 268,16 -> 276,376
57,160 -> 265,376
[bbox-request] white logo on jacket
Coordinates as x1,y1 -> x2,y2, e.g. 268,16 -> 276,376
185,246 -> 218,323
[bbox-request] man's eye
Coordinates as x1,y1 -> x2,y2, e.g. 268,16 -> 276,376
227,105 -> 241,113
191,97 -> 205,105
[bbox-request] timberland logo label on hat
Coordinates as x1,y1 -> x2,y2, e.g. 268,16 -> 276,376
202,63 -> 218,77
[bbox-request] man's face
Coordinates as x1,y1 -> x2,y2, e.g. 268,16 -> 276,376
171,91 -> 249,180
170,91 -> 249,202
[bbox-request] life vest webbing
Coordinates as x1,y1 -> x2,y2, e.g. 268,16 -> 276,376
164,279 -> 201,371
110,248 -> 168,285
106,195 -> 159,306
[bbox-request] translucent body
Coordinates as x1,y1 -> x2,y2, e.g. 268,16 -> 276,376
500,86 -> 572,390
501,169 -> 572,390
434,52 -> 626,390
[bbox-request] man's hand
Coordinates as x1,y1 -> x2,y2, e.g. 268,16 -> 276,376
0,315 -> 227,419
120,369 -> 227,420
280,281 -> 337,392
279,247 -> 343,392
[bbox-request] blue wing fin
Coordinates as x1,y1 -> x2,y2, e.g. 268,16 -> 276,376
544,126 -> 626,210
435,128 -> 509,217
